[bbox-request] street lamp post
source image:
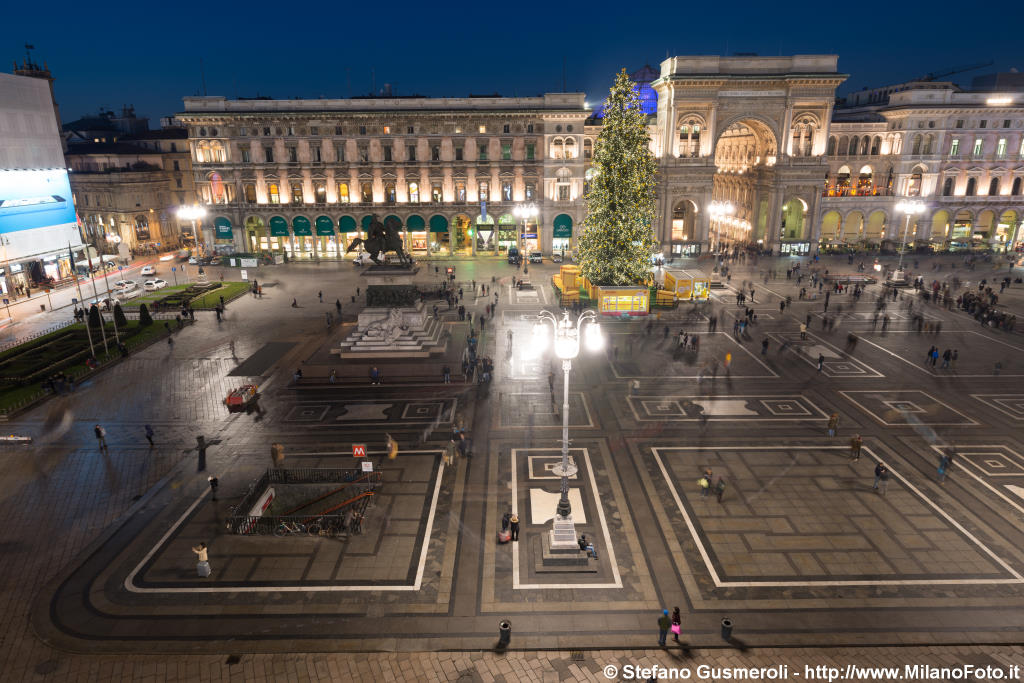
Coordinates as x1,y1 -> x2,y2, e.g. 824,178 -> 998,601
533,309 -> 603,549
177,205 -> 207,256
894,200 -> 925,279
514,203 -> 537,274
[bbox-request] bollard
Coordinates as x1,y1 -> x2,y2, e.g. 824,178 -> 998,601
498,620 -> 511,648
721,618 -> 733,640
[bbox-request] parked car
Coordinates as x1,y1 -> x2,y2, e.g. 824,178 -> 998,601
188,257 -> 198,265
551,253 -> 563,263
140,265 -> 156,276
507,247 -> 521,265
143,279 -> 168,291
112,280 -> 135,289
528,251 -> 543,264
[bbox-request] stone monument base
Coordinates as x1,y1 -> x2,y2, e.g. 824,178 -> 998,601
331,301 -> 448,359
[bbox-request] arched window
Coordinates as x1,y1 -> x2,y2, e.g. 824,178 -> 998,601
989,178 -> 999,196
408,182 -> 419,203
338,182 -> 350,203
209,172 -> 226,203
1014,177 -> 1022,195
678,118 -> 702,158
838,136 -> 849,155
267,183 -> 280,204
911,134 -> 922,155
942,177 -> 954,196
966,177 -> 976,196
584,139 -> 593,159
549,137 -> 564,159
134,215 -> 150,241
836,165 -> 851,196
556,168 -> 571,201
859,137 -> 869,155
827,136 -> 836,155
361,182 -> 373,202
857,165 -> 873,195
921,135 -> 933,156
849,136 -> 859,156
870,136 -> 881,155
243,183 -> 257,203
385,183 -> 396,203
791,116 -> 816,156
908,169 -> 923,197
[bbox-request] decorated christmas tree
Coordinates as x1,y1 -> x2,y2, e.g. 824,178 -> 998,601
577,69 -> 658,286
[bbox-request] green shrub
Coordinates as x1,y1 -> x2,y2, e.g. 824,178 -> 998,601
113,302 -> 128,328
88,305 -> 102,330
139,303 -> 153,326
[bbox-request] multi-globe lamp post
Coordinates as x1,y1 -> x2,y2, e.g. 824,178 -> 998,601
514,203 -> 537,274
532,309 -> 603,549
894,200 -> 925,281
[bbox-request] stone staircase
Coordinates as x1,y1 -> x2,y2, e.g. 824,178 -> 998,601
332,303 -> 449,358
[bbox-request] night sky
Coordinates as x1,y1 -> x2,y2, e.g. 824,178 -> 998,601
4,1 -> 1021,125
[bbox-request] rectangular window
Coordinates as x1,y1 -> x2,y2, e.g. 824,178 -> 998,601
456,183 -> 466,202
949,139 -> 959,156
455,147 -> 463,161
310,126 -> 319,135
478,125 -> 486,134
359,126 -> 367,135
558,184 -> 570,201
407,126 -> 414,134
455,126 -> 462,134
338,183 -> 350,203
268,183 -> 280,203
383,126 -> 391,135
335,126 -> 343,135
525,182 -> 536,200
997,138 -> 1007,158
407,145 -> 416,161
973,139 -> 984,156
408,182 -> 419,202
501,143 -> 511,160
173,160 -> 180,170
1004,120 -> 1012,129
291,183 -> 303,203
980,120 -> 987,128
312,145 -> 321,162
478,144 -> 487,160
175,177 -> 183,188
240,127 -> 248,136
502,182 -> 512,201
527,124 -> 534,133
478,181 -> 489,200
359,146 -> 368,162
431,146 -> 440,161
288,126 -> 296,136
955,119 -> 964,128
287,147 -> 297,162
264,146 -> 274,163
336,143 -> 345,162
240,148 -> 250,163
503,124 -> 510,134
315,183 -> 326,202
361,182 -> 373,202
383,146 -> 392,162
431,184 -> 442,202
526,143 -> 535,160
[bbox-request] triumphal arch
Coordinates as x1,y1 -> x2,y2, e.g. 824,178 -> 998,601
651,55 -> 847,256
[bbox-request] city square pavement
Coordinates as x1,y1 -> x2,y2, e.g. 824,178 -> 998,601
2,253 -> 1024,680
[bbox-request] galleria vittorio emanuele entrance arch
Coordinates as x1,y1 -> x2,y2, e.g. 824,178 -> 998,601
652,55 -> 846,254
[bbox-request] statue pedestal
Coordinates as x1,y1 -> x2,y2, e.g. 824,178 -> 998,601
331,301 -> 448,359
361,265 -> 419,286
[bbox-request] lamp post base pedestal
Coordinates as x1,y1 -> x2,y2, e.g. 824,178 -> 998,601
548,515 -> 578,551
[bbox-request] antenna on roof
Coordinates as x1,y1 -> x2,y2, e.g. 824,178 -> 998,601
24,43 -> 35,67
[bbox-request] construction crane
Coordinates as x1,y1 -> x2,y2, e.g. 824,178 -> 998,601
918,61 -> 994,82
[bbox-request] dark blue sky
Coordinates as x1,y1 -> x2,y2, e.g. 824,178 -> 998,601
5,1 -> 1021,124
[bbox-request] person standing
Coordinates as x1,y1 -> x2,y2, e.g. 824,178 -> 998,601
442,365 -> 451,384
509,513 -> 520,542
938,453 -> 951,483
817,354 -> 825,373
850,434 -> 862,461
715,476 -> 726,503
144,424 -> 154,448
458,432 -> 472,459
335,299 -> 342,316
657,609 -> 671,647
671,607 -> 682,643
873,462 -> 888,491
192,542 -> 211,577
444,439 -> 457,466
827,413 -> 839,439
318,291 -> 323,303
207,476 -> 219,501
94,424 -> 108,452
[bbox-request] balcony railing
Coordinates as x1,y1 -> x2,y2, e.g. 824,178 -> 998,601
822,187 -> 894,198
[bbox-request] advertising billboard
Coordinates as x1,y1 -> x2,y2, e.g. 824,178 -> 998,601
0,169 -> 77,234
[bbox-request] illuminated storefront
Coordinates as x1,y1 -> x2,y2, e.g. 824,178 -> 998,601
268,216 -> 289,252
552,214 -> 572,254
407,214 -> 427,253
475,214 -> 495,254
497,214 -> 517,253
429,215 -> 448,254
315,215 -> 336,257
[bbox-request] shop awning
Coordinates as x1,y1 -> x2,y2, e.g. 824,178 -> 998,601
339,216 -> 358,232
361,215 -> 374,231
406,215 -> 426,231
214,217 -> 232,239
429,215 -> 448,233
292,216 -> 312,236
384,214 -> 401,228
315,215 -> 335,236
553,214 -> 573,238
269,216 -> 289,236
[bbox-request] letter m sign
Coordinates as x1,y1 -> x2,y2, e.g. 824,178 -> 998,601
352,444 -> 367,458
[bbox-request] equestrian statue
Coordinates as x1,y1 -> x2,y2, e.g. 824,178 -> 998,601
346,215 -> 413,266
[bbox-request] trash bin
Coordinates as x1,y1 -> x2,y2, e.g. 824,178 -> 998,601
721,618 -> 733,640
498,620 -> 511,648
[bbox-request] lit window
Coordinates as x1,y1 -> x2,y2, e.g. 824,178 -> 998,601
525,182 -> 536,200
361,182 -> 373,202
244,184 -> 256,203
431,184 -> 442,202
478,125 -> 486,134
383,126 -> 391,135
268,183 -> 280,204
291,183 -> 303,203
949,139 -> 959,156
456,183 -> 466,202
385,183 -> 396,203
997,138 -> 1007,158
478,181 -> 489,200
408,182 -> 419,202
973,139 -> 984,156
338,183 -> 349,203
502,182 -> 512,201
315,183 -> 326,202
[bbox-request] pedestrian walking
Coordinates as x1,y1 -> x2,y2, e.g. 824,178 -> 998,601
658,609 -> 671,646
94,424 -> 108,451
800,322 -> 807,339
208,476 -> 219,501
827,412 -> 839,438
318,291 -> 323,302
715,476 -> 726,503
192,542 -> 211,577
699,469 -> 712,497
509,513 -> 520,541
850,434 -> 862,461
938,453 -> 951,483
444,439 -> 457,466
548,370 -> 555,394
817,354 -> 825,372
457,432 -> 472,458
761,338 -> 769,355
442,365 -> 451,384
144,424 -> 154,448
671,607 -> 682,642
941,349 -> 951,369
873,462 -> 889,492
335,299 -> 342,315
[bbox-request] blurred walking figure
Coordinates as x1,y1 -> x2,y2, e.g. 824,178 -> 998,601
144,424 -> 154,448
94,424 -> 108,451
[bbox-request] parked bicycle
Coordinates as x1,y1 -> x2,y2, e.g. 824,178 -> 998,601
274,520 -> 308,536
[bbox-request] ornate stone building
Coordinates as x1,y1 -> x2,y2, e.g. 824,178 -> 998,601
650,55 -> 846,258
176,94 -> 588,258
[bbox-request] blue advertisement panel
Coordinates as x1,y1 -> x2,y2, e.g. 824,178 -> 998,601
0,169 -> 77,234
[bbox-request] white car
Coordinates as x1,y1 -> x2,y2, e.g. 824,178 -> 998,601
352,252 -> 372,266
159,254 -> 174,261
140,265 -> 156,276
188,257 -> 198,265
143,279 -> 167,291
112,280 -> 135,289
